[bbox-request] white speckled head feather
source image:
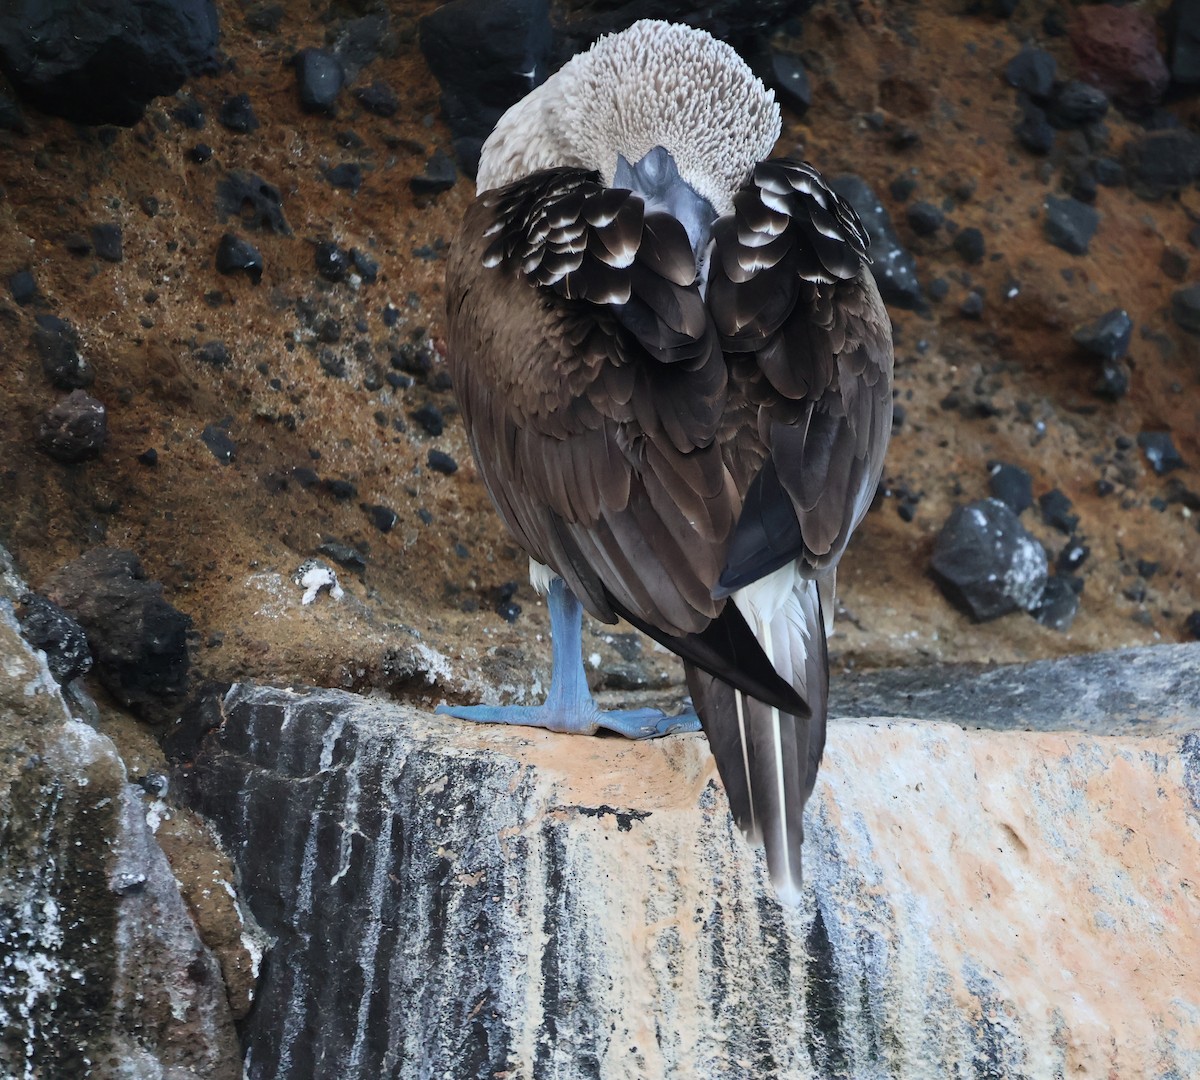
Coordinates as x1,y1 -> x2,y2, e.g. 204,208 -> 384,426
476,20 -> 781,215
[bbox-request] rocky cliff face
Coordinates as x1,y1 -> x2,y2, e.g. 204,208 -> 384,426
1,0 -> 1199,1075
164,679 -> 1200,1079
0,560 -> 242,1080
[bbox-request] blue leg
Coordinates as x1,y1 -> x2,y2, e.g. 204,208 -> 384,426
436,579 -> 700,739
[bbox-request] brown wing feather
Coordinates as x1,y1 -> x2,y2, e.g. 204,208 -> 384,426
447,168 -> 736,639
711,159 -> 894,591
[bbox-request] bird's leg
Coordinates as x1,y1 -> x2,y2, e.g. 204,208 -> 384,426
436,578 -> 700,739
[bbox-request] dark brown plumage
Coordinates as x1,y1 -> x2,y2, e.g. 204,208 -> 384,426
444,20 -> 893,902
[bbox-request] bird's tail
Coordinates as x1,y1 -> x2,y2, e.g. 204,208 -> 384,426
686,567 -> 828,905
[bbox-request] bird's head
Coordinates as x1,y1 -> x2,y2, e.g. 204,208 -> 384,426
476,20 -> 782,218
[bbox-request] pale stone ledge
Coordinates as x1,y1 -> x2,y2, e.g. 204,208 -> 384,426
168,659 -> 1200,1080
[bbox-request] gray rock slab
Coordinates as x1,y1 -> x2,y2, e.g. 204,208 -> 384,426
171,667 -> 1200,1079
832,642 -> 1200,734
0,555 -> 240,1079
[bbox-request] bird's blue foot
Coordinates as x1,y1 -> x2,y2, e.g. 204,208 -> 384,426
435,701 -> 700,739
436,579 -> 701,741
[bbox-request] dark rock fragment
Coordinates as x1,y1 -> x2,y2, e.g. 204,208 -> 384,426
138,448 -> 158,466
420,0 -> 554,173
1137,432 -> 1185,475
63,232 -> 91,255
201,423 -> 236,464
427,449 -> 458,475
172,95 -> 204,129
44,548 -> 192,724
363,504 -> 398,533
92,223 -> 123,262
315,242 -> 352,283
322,478 -> 357,500
37,391 -> 107,462
215,233 -> 263,284
1043,196 -> 1098,255
1039,489 -> 1078,534
1032,575 -> 1081,632
1046,81 -> 1108,129
410,151 -> 457,196
1093,361 -> 1130,401
1170,283 -> 1200,336
830,174 -> 923,310
219,93 -> 259,133
188,143 -> 212,163
317,540 -> 366,572
987,462 -> 1033,515
1187,611 -> 1200,640
959,291 -> 984,319
907,201 -> 943,236
16,593 -> 93,684
194,341 -> 230,367
953,227 -> 985,264
0,0 -> 219,126
1014,103 -> 1056,155
1072,308 -> 1132,360
411,403 -> 444,436
354,81 -> 399,117
766,50 -> 811,115
1124,130 -> 1200,199
216,170 -> 291,234
929,499 -> 1048,621
325,163 -> 363,193
1161,247 -> 1189,282
1003,46 -> 1057,99
1167,0 -> 1200,87
9,269 -> 36,305
351,249 -> 378,285
1057,539 -> 1090,573
1093,157 -> 1123,187
33,315 -> 94,389
293,48 -> 343,114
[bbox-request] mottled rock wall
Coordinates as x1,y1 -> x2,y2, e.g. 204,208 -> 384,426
171,680 -> 1200,1079
0,578 -> 240,1078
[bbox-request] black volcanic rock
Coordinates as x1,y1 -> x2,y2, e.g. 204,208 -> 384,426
1044,196 -> 1098,255
45,548 -> 192,724
294,48 -> 343,114
354,80 -> 399,117
830,174 -> 923,310
1170,283 -> 1200,336
929,499 -> 1048,621
907,201 -> 944,236
1124,130 -> 1200,199
37,391 -> 107,462
216,171 -> 291,235
987,462 -> 1033,516
219,92 -> 259,133
1004,46 -> 1056,99
1046,81 -> 1108,129
216,233 -> 264,283
1073,309 -> 1133,360
92,223 -> 123,263
0,0 -> 219,125
34,315 -> 94,389
419,0 -> 554,174
1137,432 -> 1185,475
410,151 -> 457,196
16,593 -> 93,685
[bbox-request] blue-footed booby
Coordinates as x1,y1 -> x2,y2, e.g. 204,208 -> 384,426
440,19 -> 893,902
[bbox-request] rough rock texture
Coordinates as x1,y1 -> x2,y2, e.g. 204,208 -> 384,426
0,0 -> 220,125
832,642 -> 1200,734
44,548 -> 193,724
0,568 -> 240,1078
170,679 -> 1200,1079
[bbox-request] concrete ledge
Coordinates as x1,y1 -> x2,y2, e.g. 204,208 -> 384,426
170,665 -> 1200,1079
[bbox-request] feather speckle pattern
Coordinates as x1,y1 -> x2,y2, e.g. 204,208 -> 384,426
446,19 -> 894,902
